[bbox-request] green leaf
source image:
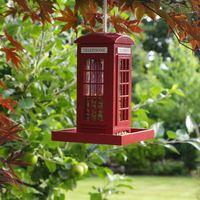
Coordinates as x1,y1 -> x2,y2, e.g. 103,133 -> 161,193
185,115 -> 196,133
187,141 -> 200,151
45,160 -> 57,173
19,98 -> 35,109
176,129 -> 190,140
174,89 -> 185,97
170,84 -> 185,96
170,84 -> 178,92
62,179 -> 77,191
164,144 -> 180,154
166,131 -> 176,139
93,167 -> 112,178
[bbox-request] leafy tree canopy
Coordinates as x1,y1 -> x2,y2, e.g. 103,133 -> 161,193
0,0 -> 199,193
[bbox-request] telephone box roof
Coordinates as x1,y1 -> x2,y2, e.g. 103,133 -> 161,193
75,33 -> 134,45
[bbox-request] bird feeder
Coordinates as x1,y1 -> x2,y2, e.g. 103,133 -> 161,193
52,32 -> 154,145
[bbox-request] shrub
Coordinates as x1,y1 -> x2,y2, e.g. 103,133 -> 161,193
152,160 -> 188,175
116,145 -> 166,175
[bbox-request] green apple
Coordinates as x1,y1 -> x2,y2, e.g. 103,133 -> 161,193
72,164 -> 85,177
23,153 -> 38,165
79,162 -> 88,174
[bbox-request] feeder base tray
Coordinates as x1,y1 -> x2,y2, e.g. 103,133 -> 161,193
52,128 -> 154,146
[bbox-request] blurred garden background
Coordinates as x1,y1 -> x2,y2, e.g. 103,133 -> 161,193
0,0 -> 199,200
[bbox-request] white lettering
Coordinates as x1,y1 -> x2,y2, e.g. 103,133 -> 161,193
81,47 -> 108,54
118,47 -> 131,54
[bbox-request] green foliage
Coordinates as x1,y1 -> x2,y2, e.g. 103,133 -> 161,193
129,37 -> 200,174
68,176 -> 198,200
115,144 -> 166,175
0,11 -> 87,198
134,41 -> 200,128
89,174 -> 133,200
0,0 -> 199,198
152,160 -> 188,175
142,19 -> 170,58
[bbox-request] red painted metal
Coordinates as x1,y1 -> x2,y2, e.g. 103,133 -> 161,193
52,33 -> 154,145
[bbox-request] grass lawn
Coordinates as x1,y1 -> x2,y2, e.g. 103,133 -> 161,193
68,176 -> 200,200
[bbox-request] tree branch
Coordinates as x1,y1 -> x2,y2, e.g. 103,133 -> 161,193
141,2 -> 194,51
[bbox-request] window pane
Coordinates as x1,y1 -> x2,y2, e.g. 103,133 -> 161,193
120,60 -> 123,70
83,58 -> 104,122
120,110 -> 123,121
125,72 -> 129,82
91,84 -> 96,96
125,85 -> 128,95
91,98 -> 97,120
118,58 -> 130,121
126,59 -> 129,70
97,59 -> 104,70
91,71 -> 96,83
83,84 -> 90,96
86,59 -> 90,70
85,71 -> 90,83
97,97 -> 103,109
97,84 -> 103,96
90,59 -> 96,70
97,111 -> 103,121
84,97 -> 90,121
97,71 -> 104,83
125,97 -> 128,107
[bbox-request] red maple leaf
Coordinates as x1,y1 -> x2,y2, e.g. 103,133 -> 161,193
14,0 -> 30,12
37,0 -> 55,24
0,114 -> 22,145
0,95 -> 17,112
1,47 -> 21,68
55,6 -> 78,32
4,31 -> 24,51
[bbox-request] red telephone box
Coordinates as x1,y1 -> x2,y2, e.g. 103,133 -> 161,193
52,33 -> 154,145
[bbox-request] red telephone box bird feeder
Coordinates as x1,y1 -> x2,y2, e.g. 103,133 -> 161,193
52,33 -> 154,145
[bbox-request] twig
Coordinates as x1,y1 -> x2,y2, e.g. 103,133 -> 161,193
141,2 -> 194,51
16,180 -> 47,195
22,26 -> 45,95
34,26 -> 45,71
133,93 -> 171,111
